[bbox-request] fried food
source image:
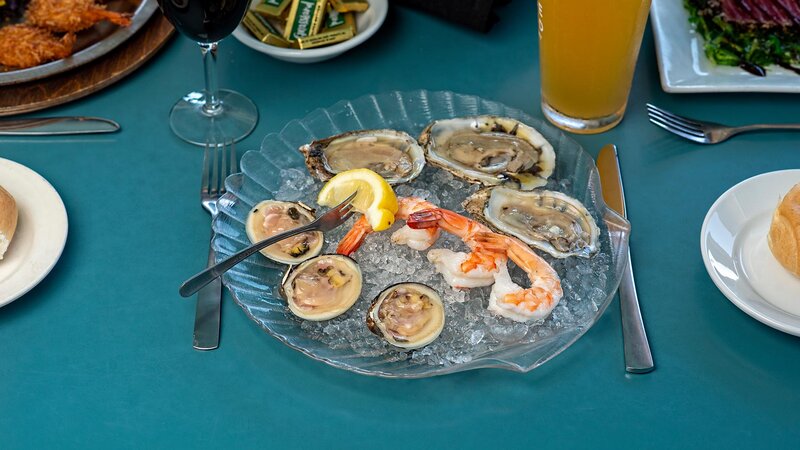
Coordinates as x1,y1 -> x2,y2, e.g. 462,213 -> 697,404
25,0 -> 132,33
0,24 -> 75,68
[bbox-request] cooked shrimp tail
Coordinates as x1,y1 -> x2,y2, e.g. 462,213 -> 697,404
335,197 -> 440,256
87,8 -> 132,27
336,216 -> 372,256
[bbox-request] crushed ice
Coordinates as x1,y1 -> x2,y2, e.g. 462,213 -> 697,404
275,166 -> 612,367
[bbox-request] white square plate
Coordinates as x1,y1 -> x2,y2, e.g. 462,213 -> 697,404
651,0 -> 800,93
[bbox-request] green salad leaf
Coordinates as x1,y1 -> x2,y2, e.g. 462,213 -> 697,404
684,0 -> 800,69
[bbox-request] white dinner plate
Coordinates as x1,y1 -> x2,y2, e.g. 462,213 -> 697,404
650,0 -> 800,93
701,170 -> 800,336
0,158 -> 68,308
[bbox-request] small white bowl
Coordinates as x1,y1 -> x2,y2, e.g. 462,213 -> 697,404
232,0 -> 388,64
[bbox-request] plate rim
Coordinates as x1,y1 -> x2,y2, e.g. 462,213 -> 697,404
700,169 -> 800,336
0,158 -> 69,308
0,0 -> 157,87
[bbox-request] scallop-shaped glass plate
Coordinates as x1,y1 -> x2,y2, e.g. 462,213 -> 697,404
213,90 -> 630,378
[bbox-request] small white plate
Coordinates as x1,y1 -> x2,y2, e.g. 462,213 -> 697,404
701,170 -> 800,336
232,0 -> 388,64
0,158 -> 68,308
650,0 -> 800,93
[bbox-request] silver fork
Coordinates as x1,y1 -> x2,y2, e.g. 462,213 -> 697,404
179,191 -> 357,298
647,103 -> 800,144
192,139 -> 237,351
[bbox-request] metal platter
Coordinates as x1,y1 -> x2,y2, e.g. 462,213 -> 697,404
0,0 -> 157,86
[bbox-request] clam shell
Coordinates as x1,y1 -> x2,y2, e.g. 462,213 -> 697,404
281,254 -> 363,321
246,200 -> 324,264
367,282 -> 445,349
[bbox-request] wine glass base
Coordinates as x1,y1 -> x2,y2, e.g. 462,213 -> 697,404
169,89 -> 258,146
541,101 -> 625,135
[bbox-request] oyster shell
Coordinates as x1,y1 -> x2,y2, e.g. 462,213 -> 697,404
246,200 -> 324,264
419,116 -> 556,190
281,254 -> 363,321
299,129 -> 425,185
367,283 -> 445,349
464,186 -> 600,258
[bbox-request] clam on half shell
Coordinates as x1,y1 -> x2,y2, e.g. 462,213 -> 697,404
419,116 -> 556,191
281,254 -> 363,321
464,186 -> 600,258
299,129 -> 426,185
246,200 -> 324,265
367,283 -> 445,350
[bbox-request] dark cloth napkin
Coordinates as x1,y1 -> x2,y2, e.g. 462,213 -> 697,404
393,0 -> 510,32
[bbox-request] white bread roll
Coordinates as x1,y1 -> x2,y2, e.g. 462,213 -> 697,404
0,185 -> 18,260
768,183 -> 800,277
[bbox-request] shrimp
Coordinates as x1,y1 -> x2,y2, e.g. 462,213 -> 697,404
425,248 -> 498,289
336,197 -> 440,256
405,208 -> 507,289
0,25 -> 75,69
471,232 -> 563,322
25,0 -> 132,33
406,208 -> 503,273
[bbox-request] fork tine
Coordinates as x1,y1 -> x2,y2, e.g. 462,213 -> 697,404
646,103 -> 703,128
210,141 -> 220,196
339,210 -> 355,222
220,141 -> 228,195
333,191 -> 359,211
201,142 -> 211,195
647,110 -> 705,136
338,203 -> 355,217
649,117 -> 708,144
230,140 -> 238,174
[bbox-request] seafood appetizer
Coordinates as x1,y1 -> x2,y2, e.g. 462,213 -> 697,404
281,254 -> 363,321
419,116 -> 556,191
473,232 -> 564,322
367,283 -> 445,349
246,200 -> 323,264
464,187 -> 600,258
300,130 -> 426,185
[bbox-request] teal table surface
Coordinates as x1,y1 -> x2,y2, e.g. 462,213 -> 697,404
2,2 -> 800,448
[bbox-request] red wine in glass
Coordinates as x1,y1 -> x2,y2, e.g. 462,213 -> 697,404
158,0 -> 258,145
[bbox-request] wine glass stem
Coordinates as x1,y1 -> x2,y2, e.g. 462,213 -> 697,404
199,42 -> 222,116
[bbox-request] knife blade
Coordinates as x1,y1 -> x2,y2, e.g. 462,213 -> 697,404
596,144 -> 654,374
0,117 -> 120,135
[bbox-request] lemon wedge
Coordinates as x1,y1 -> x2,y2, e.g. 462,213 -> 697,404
317,169 -> 398,232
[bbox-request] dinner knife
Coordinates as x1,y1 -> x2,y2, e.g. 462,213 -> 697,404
0,117 -> 120,135
596,144 -> 654,374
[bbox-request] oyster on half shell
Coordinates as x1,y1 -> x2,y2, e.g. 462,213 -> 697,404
420,116 -> 556,190
367,283 -> 445,349
464,186 -> 600,258
299,129 -> 425,185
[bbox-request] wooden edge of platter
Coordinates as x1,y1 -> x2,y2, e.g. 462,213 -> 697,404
0,13 -> 175,117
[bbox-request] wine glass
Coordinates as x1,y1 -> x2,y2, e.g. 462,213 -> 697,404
158,0 -> 258,145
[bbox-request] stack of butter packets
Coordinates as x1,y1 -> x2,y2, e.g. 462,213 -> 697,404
243,0 -> 368,49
